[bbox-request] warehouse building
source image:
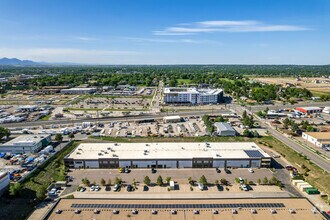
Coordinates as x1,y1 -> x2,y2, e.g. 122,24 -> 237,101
44,198 -> 325,220
163,87 -> 223,104
0,134 -> 51,154
296,107 -> 322,114
302,132 -> 330,148
214,122 -> 237,136
60,87 -> 96,94
163,115 -> 182,123
64,142 -> 271,169
0,172 -> 9,196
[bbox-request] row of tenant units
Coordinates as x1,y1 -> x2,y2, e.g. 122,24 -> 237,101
65,158 -> 271,169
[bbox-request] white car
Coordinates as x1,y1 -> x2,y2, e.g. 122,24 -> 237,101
198,183 -> 205,191
90,185 -> 95,191
248,169 -> 254,173
80,187 -> 86,192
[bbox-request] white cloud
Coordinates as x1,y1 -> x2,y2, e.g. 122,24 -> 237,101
0,48 -> 141,64
153,20 -> 310,35
126,37 -> 221,45
75,36 -> 98,41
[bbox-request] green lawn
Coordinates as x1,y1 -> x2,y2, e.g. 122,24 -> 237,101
177,79 -> 193,84
257,136 -> 330,196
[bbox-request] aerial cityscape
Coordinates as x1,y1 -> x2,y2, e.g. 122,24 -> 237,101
0,0 -> 329,219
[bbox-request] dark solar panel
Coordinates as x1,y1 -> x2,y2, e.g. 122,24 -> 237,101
244,150 -> 264,158
70,203 -> 284,209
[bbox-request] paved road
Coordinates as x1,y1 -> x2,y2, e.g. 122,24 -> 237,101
231,103 -> 330,172
248,101 -> 330,112
2,109 -> 232,128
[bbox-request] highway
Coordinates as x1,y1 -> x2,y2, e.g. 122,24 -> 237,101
1,109 -> 232,129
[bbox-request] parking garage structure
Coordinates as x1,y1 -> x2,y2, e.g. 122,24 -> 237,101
64,142 -> 271,169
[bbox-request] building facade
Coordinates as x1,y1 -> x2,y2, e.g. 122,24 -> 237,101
64,142 -> 271,169
60,87 -> 96,94
0,172 -> 9,196
296,107 -> 322,114
0,134 -> 51,154
163,88 -> 223,104
302,132 -> 330,148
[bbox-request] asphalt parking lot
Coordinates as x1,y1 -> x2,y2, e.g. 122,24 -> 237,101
69,168 -> 273,186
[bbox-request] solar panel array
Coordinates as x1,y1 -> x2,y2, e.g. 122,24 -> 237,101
71,203 -> 285,209
244,150 -> 264,158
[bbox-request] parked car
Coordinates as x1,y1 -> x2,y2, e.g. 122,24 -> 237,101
240,184 -> 249,191
105,185 -> 111,191
216,168 -> 221,173
79,187 -> 86,192
151,168 -> 156,173
127,184 -> 133,192
124,168 -> 130,173
113,184 -> 121,192
198,182 -> 205,191
248,168 -> 254,173
224,168 -> 231,174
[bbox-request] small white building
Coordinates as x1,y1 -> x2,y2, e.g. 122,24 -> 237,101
302,132 -> 330,148
163,116 -> 181,123
323,107 -> 330,114
0,172 -> 10,196
60,87 -> 96,94
214,122 -> 237,136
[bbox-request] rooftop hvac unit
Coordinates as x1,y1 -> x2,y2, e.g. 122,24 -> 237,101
270,209 -> 277,214
251,209 -> 257,214
112,154 -> 118,157
289,209 -> 296,214
98,153 -> 103,156
76,152 -> 81,155
232,209 -> 238,214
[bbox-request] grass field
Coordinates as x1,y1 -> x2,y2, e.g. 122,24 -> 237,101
40,114 -> 52,121
177,79 -> 193,85
257,136 -> 330,196
0,142 -> 78,220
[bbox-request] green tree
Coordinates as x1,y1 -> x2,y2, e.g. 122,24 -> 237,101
156,175 -> 163,186
214,180 -> 219,185
188,177 -> 193,185
55,133 -> 63,142
166,177 -> 171,185
68,133 -> 75,140
263,177 -> 269,185
144,176 -> 151,186
114,177 -> 122,185
0,127 -> 10,140
220,178 -> 227,185
36,186 -> 47,201
257,178 -> 261,185
9,183 -> 21,197
199,175 -> 208,185
100,178 -> 106,186
291,123 -> 299,133
132,178 -> 137,189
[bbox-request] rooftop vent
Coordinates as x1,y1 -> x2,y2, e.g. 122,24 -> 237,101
251,209 -> 257,214
152,210 -> 158,215
289,209 -> 296,214
74,209 -> 81,214
212,210 -> 218,214
232,209 -> 237,214
270,209 -> 277,214
55,209 -> 62,214
112,210 -> 119,214
93,209 -> 100,214
193,210 -> 200,215
171,210 -> 177,215
132,209 -> 138,215
112,154 -> 118,157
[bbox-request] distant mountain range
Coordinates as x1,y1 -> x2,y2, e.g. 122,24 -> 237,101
0,57 -> 41,66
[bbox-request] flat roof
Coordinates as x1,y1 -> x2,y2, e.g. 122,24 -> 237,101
1,134 -> 50,147
45,198 -> 324,220
61,88 -> 96,91
297,107 -> 322,110
66,142 -> 270,160
304,132 -> 330,140
164,87 -> 223,95
214,122 -> 236,132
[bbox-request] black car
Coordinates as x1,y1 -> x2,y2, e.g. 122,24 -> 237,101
105,185 -> 111,191
216,168 -> 221,173
151,168 -> 156,173
127,185 -> 133,192
224,168 -> 231,174
143,185 -> 149,191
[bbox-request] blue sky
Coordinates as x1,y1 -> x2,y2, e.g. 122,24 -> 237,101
0,0 -> 329,64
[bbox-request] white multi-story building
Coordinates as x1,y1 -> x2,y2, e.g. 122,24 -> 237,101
302,132 -> 330,148
163,88 -> 223,104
